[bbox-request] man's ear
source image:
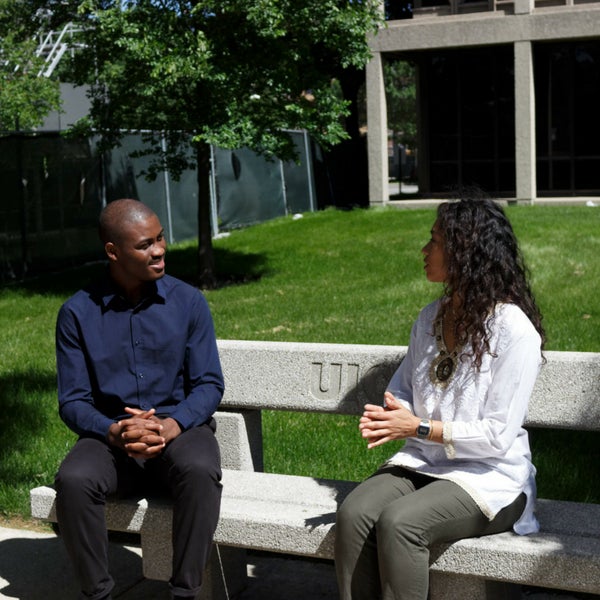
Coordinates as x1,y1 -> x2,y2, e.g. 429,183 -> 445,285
105,242 -> 118,262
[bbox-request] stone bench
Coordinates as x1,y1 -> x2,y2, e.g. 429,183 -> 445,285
31,340 -> 600,599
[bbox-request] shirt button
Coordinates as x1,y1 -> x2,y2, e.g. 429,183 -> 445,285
139,373 -> 144,379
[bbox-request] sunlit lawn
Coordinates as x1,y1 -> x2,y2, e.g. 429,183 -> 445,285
1,204 -> 599,522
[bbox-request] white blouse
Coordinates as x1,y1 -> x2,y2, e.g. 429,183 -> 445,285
385,300 -> 543,534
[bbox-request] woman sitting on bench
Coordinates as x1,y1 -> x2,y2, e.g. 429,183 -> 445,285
335,196 -> 545,600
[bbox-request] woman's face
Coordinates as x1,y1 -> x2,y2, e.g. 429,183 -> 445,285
421,220 -> 448,283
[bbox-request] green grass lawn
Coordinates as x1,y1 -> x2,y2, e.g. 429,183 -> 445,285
1,204 -> 599,522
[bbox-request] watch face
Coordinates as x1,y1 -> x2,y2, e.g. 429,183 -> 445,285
417,421 -> 430,437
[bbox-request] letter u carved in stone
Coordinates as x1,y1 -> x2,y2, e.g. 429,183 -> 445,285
311,362 -> 360,401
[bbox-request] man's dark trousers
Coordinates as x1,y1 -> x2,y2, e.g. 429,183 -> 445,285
55,423 -> 222,600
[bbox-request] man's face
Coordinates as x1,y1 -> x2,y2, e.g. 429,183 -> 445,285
108,214 -> 167,284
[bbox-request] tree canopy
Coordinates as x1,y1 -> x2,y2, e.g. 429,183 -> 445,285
9,0 -> 383,286
0,0 -> 61,130
70,0 -> 382,161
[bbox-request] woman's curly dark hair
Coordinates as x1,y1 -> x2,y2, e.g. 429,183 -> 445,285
436,196 -> 545,369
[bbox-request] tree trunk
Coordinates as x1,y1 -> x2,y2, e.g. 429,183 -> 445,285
196,141 -> 216,289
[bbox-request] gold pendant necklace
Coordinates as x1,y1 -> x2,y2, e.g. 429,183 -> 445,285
429,317 -> 463,388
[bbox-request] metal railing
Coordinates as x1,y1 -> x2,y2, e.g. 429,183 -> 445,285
35,22 -> 84,77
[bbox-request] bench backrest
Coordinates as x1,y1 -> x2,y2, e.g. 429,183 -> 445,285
217,340 -> 600,431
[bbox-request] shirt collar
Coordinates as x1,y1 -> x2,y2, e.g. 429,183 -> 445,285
97,274 -> 168,310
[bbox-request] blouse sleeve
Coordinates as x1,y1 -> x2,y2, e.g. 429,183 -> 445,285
443,311 -> 542,460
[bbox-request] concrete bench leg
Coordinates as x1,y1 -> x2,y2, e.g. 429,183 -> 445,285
430,573 -> 521,600
199,546 -> 248,600
140,517 -> 247,599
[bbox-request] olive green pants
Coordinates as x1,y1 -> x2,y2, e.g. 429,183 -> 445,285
334,466 -> 526,600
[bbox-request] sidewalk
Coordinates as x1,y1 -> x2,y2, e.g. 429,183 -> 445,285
386,181 -> 600,208
0,525 -> 337,600
0,525 -> 595,599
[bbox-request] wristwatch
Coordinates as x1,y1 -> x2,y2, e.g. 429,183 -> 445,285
416,418 -> 432,439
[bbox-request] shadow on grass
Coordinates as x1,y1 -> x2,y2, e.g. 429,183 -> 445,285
0,370 -> 58,419
529,428 -> 600,503
0,370 -> 60,452
2,246 -> 269,297
0,370 -> 68,511
168,245 -> 269,288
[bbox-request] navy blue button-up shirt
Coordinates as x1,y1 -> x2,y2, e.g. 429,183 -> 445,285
56,273 -> 224,439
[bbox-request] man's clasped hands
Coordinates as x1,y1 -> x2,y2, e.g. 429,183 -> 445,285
107,408 -> 182,459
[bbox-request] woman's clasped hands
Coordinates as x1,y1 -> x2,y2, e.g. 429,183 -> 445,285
359,392 -> 421,449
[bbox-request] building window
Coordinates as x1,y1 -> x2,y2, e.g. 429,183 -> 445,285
535,41 -> 600,196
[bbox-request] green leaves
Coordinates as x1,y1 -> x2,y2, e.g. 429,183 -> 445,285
68,0 -> 383,159
29,0 -> 385,284
0,3 -> 61,130
384,59 -> 417,149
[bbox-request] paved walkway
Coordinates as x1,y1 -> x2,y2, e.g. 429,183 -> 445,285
386,181 -> 600,207
0,525 -> 597,599
0,524 -> 338,600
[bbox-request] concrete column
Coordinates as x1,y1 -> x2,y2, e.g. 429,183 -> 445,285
514,41 -> 536,204
514,0 -> 534,14
366,50 -> 389,206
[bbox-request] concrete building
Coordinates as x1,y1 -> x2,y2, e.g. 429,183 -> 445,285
366,0 -> 600,204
